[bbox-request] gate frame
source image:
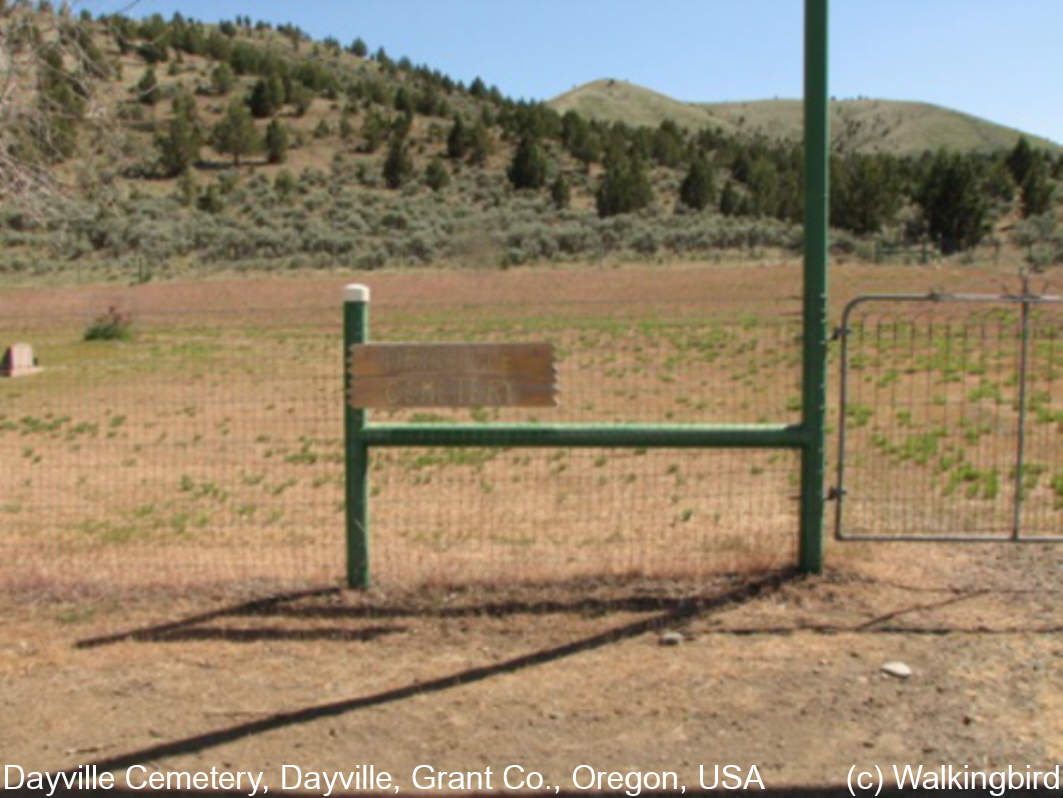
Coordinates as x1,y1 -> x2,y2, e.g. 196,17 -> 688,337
343,0 -> 831,588
833,280 -> 1063,543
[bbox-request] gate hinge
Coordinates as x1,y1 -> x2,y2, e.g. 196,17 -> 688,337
826,486 -> 845,501
831,325 -> 848,341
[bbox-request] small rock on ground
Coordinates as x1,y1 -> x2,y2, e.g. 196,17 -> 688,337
880,660 -> 912,679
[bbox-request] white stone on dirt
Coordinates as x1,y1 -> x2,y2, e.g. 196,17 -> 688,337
880,661 -> 912,679
659,631 -> 684,646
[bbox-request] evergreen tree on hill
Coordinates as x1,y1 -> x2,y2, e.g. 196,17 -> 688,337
447,115 -> 468,159
265,119 -> 289,164
507,136 -> 548,190
1020,163 -> 1054,218
1005,136 -> 1034,186
678,156 -> 714,210
916,150 -> 988,254
211,100 -> 260,166
382,137 -> 413,188
155,91 -> 203,177
596,154 -> 653,217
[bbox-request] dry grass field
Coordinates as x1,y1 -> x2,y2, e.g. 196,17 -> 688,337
2,259 -> 1062,794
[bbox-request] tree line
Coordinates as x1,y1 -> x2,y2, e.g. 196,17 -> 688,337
13,5 -> 1062,256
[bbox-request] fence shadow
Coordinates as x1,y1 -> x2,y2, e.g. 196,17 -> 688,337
61,571 -> 795,779
75,581 -> 755,649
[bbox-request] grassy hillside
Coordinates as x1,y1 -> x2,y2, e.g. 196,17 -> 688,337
0,10 -> 1059,287
549,80 -> 1062,155
549,80 -> 736,137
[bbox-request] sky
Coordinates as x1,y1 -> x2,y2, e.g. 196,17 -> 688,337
90,0 -> 1062,145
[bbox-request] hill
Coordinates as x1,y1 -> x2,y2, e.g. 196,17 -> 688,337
0,10 -> 1059,287
549,80 -> 1063,155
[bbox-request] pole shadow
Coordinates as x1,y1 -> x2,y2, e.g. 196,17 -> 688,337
60,571 -> 796,780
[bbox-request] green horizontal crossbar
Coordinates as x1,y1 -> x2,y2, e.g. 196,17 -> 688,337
361,422 -> 808,449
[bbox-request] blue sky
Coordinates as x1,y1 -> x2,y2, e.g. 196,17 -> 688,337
102,0 -> 1062,145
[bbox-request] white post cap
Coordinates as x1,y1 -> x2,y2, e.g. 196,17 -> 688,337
344,283 -> 370,303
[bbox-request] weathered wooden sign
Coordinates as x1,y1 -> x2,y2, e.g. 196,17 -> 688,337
348,342 -> 556,408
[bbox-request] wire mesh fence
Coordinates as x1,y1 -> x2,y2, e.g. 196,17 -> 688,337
0,291 -> 803,601
834,295 -> 1063,540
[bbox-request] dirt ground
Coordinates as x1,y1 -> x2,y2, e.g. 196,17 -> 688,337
3,260 -> 1062,795
2,542 -> 1062,796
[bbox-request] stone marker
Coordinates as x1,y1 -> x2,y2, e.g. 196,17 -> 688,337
0,343 -> 41,378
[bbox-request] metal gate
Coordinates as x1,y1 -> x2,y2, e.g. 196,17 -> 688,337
834,281 -> 1063,541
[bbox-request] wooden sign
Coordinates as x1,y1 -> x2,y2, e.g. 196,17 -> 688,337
348,343 -> 556,408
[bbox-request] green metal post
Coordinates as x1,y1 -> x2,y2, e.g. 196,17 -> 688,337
800,0 -> 829,573
343,284 -> 370,588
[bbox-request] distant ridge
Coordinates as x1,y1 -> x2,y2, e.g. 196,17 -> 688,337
548,79 -> 1062,155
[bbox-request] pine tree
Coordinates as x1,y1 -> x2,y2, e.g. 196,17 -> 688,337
265,119 -> 288,164
507,136 -> 548,190
382,138 -> 412,188
678,156 -> 714,210
155,114 -> 200,176
830,154 -> 902,234
1020,163 -> 1054,217
916,150 -> 987,254
248,78 -> 278,118
466,119 -> 492,166
1005,136 -> 1035,186
596,155 -> 653,217
447,115 -> 468,159
350,37 -> 368,57
211,100 -> 260,166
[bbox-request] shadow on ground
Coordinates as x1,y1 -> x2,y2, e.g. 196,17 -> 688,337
64,572 -> 793,780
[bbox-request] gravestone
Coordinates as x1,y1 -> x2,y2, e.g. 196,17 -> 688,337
1,343 -> 42,377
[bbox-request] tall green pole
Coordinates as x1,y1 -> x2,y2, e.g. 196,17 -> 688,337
343,284 -> 370,588
800,0 -> 829,573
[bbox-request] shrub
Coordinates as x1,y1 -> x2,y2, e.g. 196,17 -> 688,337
424,157 -> 450,191
550,174 -> 571,209
84,306 -> 133,341
210,63 -> 234,95
274,169 -> 295,197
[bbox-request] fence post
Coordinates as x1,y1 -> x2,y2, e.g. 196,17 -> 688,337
800,0 -> 829,573
343,284 -> 370,588
1012,276 -> 1032,540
